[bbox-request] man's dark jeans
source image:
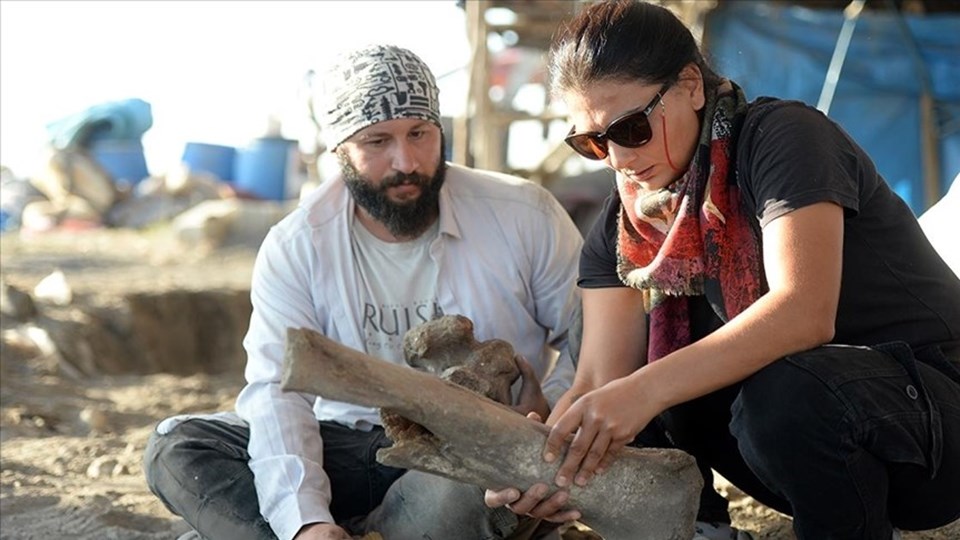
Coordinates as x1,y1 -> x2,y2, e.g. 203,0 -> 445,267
143,419 -> 399,538
144,417 -> 535,539
638,343 -> 960,540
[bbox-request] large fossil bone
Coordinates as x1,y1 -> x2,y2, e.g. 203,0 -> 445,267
281,316 -> 702,540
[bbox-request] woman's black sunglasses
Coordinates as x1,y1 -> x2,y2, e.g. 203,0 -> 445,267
564,83 -> 670,160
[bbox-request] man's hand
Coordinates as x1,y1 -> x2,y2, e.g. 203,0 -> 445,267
483,411 -> 582,523
294,522 -> 352,540
511,355 -> 550,420
484,482 -> 581,523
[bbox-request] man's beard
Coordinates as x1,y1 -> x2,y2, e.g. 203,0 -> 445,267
338,142 -> 447,239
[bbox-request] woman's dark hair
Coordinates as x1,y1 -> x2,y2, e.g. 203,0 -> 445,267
548,0 -> 721,99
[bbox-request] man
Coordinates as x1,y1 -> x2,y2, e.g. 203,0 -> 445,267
144,44 -> 583,540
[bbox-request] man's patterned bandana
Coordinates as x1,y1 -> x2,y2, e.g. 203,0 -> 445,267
616,82 -> 766,362
320,45 -> 441,149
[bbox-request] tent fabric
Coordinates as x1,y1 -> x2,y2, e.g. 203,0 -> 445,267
919,172 -> 960,276
45,98 -> 153,150
704,1 -> 960,214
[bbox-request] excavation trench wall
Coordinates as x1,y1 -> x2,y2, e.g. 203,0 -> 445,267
34,289 -> 252,376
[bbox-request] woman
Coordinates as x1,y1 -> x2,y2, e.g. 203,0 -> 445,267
486,1 -> 960,539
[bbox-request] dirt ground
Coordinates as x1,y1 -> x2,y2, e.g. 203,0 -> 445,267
0,227 -> 957,540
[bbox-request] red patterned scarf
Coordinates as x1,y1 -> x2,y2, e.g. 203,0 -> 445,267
616,82 -> 765,362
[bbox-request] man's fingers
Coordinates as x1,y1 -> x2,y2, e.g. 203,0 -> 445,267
514,355 -> 536,379
540,508 -> 583,524
512,355 -> 549,419
487,483 -> 582,524
484,487 -> 521,508
501,483 -> 550,515
513,487 -> 578,522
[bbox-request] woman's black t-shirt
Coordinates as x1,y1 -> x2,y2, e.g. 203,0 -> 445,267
578,98 -> 960,351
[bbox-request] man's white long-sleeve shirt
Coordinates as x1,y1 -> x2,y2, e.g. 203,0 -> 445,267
234,163 -> 583,540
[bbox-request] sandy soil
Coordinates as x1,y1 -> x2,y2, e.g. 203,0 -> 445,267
0,227 -> 957,540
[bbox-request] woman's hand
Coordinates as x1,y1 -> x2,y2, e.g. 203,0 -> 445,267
540,286 -> 651,486
545,387 -> 582,426
543,373 -> 656,488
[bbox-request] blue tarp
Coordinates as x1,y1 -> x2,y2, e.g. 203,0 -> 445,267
45,98 -> 153,150
704,1 -> 960,214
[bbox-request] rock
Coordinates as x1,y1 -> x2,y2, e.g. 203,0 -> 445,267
86,456 -> 119,479
33,270 -> 73,306
79,407 -> 110,433
1,280 -> 37,320
172,198 -> 294,250
30,148 -> 117,215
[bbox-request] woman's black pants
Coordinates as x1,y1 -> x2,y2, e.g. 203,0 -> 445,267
635,343 -> 960,540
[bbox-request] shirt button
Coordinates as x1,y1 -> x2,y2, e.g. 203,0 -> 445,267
906,385 -> 919,400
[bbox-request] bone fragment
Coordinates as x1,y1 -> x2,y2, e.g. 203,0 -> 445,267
281,321 -> 702,540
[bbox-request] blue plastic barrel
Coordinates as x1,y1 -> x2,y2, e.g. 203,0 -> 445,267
233,137 -> 297,200
88,139 -> 150,186
182,142 -> 236,182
